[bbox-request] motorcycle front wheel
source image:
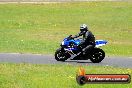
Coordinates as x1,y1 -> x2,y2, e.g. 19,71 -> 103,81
55,48 -> 69,62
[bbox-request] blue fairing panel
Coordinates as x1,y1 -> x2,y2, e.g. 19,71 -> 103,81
95,40 -> 107,47
63,37 -> 107,48
63,38 -> 81,46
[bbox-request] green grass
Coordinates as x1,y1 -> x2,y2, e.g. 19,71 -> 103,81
0,2 -> 132,56
0,63 -> 132,88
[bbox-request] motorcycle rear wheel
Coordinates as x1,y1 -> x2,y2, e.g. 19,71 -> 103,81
90,48 -> 105,63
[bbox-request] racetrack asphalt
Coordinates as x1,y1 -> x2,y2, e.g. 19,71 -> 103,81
0,53 -> 132,68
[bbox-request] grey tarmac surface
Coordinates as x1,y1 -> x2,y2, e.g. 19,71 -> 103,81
0,53 -> 132,68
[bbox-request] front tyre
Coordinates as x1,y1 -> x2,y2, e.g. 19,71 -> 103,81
55,48 -> 68,62
90,48 -> 105,63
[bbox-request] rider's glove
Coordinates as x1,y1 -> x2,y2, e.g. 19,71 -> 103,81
68,35 -> 74,39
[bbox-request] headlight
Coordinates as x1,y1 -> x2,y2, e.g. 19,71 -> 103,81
61,41 -> 64,45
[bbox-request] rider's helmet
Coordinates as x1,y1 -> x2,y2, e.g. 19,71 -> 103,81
80,24 -> 88,33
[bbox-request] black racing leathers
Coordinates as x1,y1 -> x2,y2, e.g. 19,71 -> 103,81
73,31 -> 95,54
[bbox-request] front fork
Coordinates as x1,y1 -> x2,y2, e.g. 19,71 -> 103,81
60,47 -> 71,58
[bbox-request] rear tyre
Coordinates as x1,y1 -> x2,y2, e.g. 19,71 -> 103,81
90,48 -> 105,63
55,48 -> 68,62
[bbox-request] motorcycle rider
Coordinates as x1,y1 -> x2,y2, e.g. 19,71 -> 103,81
72,24 -> 95,55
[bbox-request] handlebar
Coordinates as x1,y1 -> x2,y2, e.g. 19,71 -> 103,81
67,35 -> 74,40
67,35 -> 83,40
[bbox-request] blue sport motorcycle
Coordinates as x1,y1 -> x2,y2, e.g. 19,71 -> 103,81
55,35 -> 107,63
